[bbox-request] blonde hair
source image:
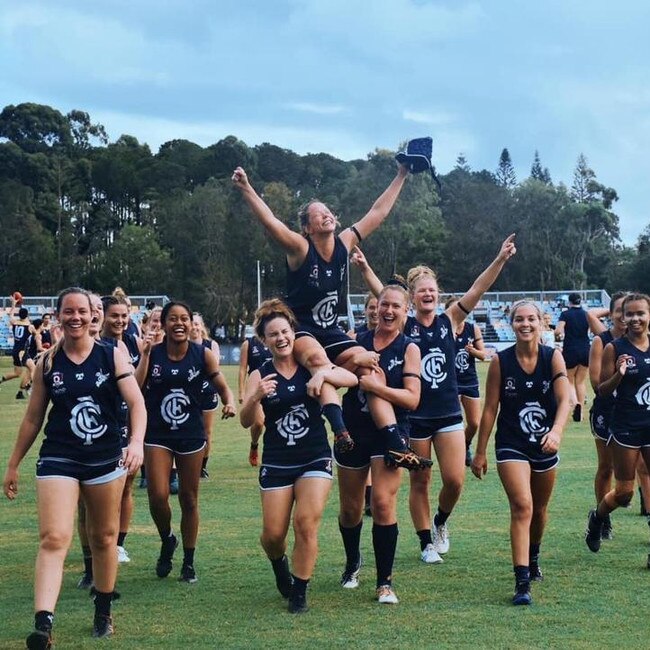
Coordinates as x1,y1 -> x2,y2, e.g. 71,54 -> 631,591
509,300 -> 543,323
192,312 -> 210,340
406,265 -> 438,295
254,299 -> 297,340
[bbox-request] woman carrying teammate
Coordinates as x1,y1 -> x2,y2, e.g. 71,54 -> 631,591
190,313 -> 220,479
445,296 -> 487,467
240,299 -> 357,613
3,287 -> 146,647
585,293 -> 650,555
135,301 -> 236,583
238,333 -> 272,466
232,164 -> 427,468
554,292 -> 590,421
472,300 -> 570,605
336,281 -> 421,604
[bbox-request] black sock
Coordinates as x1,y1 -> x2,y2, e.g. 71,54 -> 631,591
117,532 -> 127,547
339,520 -> 362,569
160,528 -> 173,542
93,590 -> 113,617
364,485 -> 372,508
434,508 -> 450,528
529,543 -> 541,566
417,529 -> 433,551
183,547 -> 195,566
82,545 -> 93,575
35,611 -> 54,633
140,466 -> 146,479
169,468 -> 178,482
321,403 -> 347,436
514,565 -> 530,586
202,456 -> 208,470
290,574 -> 309,598
380,424 -> 404,451
372,522 -> 398,588
271,555 -> 289,577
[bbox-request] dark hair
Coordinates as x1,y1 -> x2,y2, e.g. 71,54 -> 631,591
609,291 -> 628,313
18,307 -> 29,320
386,274 -> 408,291
254,299 -> 297,340
622,292 -> 650,315
32,318 -> 43,329
568,292 -> 581,305
161,301 -> 192,325
101,295 -> 128,312
444,295 -> 459,310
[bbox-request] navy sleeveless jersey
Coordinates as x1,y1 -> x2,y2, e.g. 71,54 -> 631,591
145,341 -> 207,439
285,236 -> 348,330
405,313 -> 461,419
354,323 -> 369,335
246,336 -> 272,374
343,330 -> 414,431
40,342 -> 122,464
559,307 -> 589,351
200,338 -> 219,402
125,319 -> 139,338
12,322 -> 30,352
24,330 -> 41,360
609,336 -> 650,433
122,333 -> 141,368
495,344 -> 558,450
454,321 -> 479,389
41,328 -> 52,347
259,361 -> 330,467
592,330 -> 615,413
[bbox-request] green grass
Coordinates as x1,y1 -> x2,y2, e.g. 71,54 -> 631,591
1,358 -> 648,649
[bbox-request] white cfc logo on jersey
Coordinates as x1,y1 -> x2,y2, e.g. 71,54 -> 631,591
161,388 -> 191,430
312,291 -> 338,329
635,379 -> 650,410
455,349 -> 469,373
276,403 -> 310,446
70,396 -> 107,445
519,401 -> 549,442
421,347 -> 447,389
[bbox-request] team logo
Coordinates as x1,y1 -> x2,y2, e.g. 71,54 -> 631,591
410,324 -> 420,338
440,324 -> 448,339
421,347 -> 447,389
387,357 -> 403,372
171,369 -> 179,376
596,414 -> 604,427
52,372 -> 64,386
95,370 -> 110,388
526,381 -> 533,388
455,350 -> 469,373
276,403 -> 310,446
188,366 -> 200,382
625,357 -> 636,369
635,380 -> 650,410
505,377 -> 516,392
152,364 -> 162,377
161,388 -> 191,430
308,264 -> 319,286
75,372 -> 84,381
287,385 -> 295,392
542,380 -> 551,394
312,291 -> 338,329
325,269 -> 332,277
519,401 -> 549,442
70,396 -> 107,445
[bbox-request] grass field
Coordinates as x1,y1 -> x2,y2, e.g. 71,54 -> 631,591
1,358 -> 649,649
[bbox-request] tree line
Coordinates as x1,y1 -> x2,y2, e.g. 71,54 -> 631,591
0,102 -> 646,328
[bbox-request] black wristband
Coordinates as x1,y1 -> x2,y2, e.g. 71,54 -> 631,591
457,301 -> 470,315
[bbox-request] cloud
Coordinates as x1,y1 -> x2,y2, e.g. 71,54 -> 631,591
284,102 -> 347,115
403,109 -> 455,126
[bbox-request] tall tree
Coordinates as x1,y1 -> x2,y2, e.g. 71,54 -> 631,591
530,150 -> 552,184
495,148 -> 517,189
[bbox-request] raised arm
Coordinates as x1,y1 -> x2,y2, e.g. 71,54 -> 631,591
446,234 -> 517,332
350,246 -> 384,297
232,167 -> 307,268
471,355 -> 501,479
587,307 -> 608,336
339,165 -> 409,250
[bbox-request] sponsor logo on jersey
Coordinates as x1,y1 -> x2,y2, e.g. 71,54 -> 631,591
171,368 -> 179,375
635,379 -> 650,410
276,403 -> 310,446
161,388 -> 191,430
152,364 -> 162,377
287,385 -> 295,392
455,349 -> 469,373
95,370 -> 110,388
505,377 -> 517,394
526,381 -> 533,388
440,324 -> 448,339
188,366 -> 200,382
70,396 -> 108,445
75,372 -> 84,381
421,347 -> 447,389
52,372 -> 64,386
311,291 -> 338,329
387,357 -> 404,372
519,401 -> 550,442
542,380 -> 551,394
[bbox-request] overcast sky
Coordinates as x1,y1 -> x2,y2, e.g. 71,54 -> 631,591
2,1 -> 649,244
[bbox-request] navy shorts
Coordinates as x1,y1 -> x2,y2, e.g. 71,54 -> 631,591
609,428 -> 650,449
295,321 -> 359,363
589,407 -> 611,443
334,422 -> 410,469
201,385 -> 219,412
36,456 -> 126,485
12,349 -> 25,367
495,447 -> 559,473
562,346 -> 589,369
409,415 -> 464,441
145,436 -> 206,455
458,384 -> 480,399
259,457 -> 333,490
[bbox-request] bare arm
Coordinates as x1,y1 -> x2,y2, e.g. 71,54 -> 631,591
349,246 -> 384,297
540,350 -> 570,454
466,323 -> 487,361
358,343 -> 421,410
588,336 -> 604,392
598,342 -> 628,397
232,167 -> 307,268
240,370 -> 267,429
205,349 -> 236,418
447,234 -> 517,331
471,355 -> 501,479
306,363 -> 359,398
3,358 -> 49,499
339,165 -> 409,250
554,320 -> 565,341
587,308 -> 608,336
238,340 -> 249,404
